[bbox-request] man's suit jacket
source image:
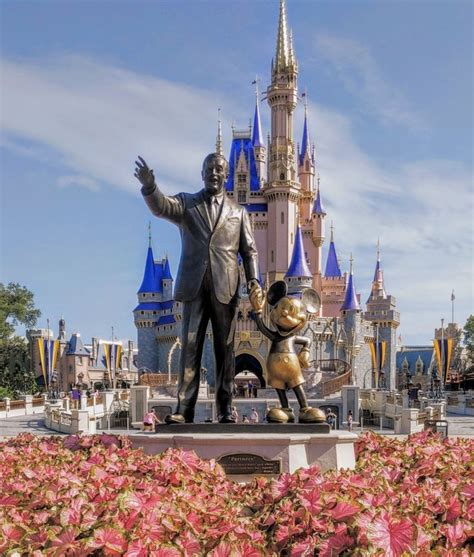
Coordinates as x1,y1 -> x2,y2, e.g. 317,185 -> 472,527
142,185 -> 259,305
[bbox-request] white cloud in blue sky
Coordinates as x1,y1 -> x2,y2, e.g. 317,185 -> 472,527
1,0 -> 472,345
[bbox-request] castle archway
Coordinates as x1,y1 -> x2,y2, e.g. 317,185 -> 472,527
235,351 -> 266,388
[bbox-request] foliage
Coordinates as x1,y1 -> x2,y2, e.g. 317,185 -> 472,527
0,282 -> 41,340
0,283 -> 40,396
0,431 -> 472,555
463,314 -> 474,370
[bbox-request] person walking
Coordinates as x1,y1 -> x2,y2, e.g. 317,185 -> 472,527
347,410 -> 353,432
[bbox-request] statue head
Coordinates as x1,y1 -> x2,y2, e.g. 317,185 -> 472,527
201,153 -> 229,195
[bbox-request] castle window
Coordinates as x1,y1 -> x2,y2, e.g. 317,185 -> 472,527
141,311 -> 144,315
291,233 -> 293,244
280,173 -> 285,181
271,251 -> 274,263
238,190 -> 247,203
305,160 -> 309,171
281,212 -> 284,224
238,174 -> 246,183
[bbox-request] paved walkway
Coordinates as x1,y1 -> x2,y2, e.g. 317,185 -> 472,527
1,412 -> 473,439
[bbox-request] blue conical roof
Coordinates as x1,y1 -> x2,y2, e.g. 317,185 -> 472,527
324,239 -> 341,278
285,226 -> 312,278
138,247 -> 158,294
341,271 -> 361,311
299,111 -> 310,166
313,188 -> 326,215
162,257 -> 173,280
154,261 -> 163,293
252,101 -> 265,148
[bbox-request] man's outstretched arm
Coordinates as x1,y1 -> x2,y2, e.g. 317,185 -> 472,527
134,156 -> 184,224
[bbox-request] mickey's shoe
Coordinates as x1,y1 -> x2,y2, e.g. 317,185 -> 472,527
266,407 -> 289,423
298,406 -> 327,423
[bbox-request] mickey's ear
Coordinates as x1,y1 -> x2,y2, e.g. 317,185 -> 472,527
301,288 -> 320,314
267,281 -> 287,306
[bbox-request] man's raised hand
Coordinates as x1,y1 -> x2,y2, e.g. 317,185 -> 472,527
134,156 -> 156,190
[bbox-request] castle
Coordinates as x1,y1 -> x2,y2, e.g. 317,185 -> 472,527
133,0 -> 400,393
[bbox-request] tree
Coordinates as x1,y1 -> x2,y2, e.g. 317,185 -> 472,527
0,283 -> 41,396
0,283 -> 41,340
463,315 -> 474,371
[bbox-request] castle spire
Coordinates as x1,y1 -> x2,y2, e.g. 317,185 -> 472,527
252,79 -> 265,148
216,108 -> 223,156
367,239 -> 387,301
275,0 -> 290,71
299,97 -> 311,165
285,225 -> 312,290
138,243 -> 156,294
313,175 -> 326,215
341,254 -> 361,311
324,223 -> 342,277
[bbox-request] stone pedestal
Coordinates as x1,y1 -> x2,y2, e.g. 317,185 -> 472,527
129,428 -> 357,482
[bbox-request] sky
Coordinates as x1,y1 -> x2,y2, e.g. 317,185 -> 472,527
1,0 -> 472,346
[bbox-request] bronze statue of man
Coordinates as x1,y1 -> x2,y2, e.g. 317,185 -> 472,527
135,153 -> 263,423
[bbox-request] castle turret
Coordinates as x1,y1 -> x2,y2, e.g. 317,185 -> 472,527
341,256 -> 362,385
284,225 -> 312,295
298,102 -> 315,222
263,0 -> 300,282
252,84 -> 266,184
134,230 -> 162,372
364,242 -> 400,389
162,256 -> 173,301
320,224 -> 347,317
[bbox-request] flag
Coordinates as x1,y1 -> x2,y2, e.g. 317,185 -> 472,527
251,79 -> 257,84
451,290 -> 455,301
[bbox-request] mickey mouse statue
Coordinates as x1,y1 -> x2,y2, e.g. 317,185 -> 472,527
250,280 -> 326,423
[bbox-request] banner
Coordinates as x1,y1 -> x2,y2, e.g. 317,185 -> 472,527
37,338 -> 47,386
52,340 -> 60,372
369,341 -> 387,371
433,338 -> 455,384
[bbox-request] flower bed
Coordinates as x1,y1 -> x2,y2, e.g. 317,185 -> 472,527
0,431 -> 472,556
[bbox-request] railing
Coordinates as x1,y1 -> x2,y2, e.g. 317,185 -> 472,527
321,370 -> 351,397
417,411 -> 427,425
32,398 -> 43,407
87,397 -> 94,407
139,373 -> 179,387
96,395 -> 103,405
10,400 -> 26,409
0,402 -> 6,411
319,359 -> 351,374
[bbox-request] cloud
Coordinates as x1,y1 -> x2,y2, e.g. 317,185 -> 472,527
314,33 -> 424,130
1,55 -> 245,195
57,174 -> 99,192
1,54 -> 472,343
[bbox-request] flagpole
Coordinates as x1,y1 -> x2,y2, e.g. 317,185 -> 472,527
111,326 -> 115,390
47,318 -> 51,393
451,290 -> 455,324
441,318 -> 445,385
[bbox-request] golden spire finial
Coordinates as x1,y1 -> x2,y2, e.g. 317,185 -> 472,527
377,237 -> 381,261
275,0 -> 289,69
148,221 -> 152,248
330,220 -> 334,242
349,253 -> 354,274
216,108 -> 223,156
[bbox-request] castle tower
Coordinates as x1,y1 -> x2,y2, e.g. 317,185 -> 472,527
252,83 -> 266,184
133,230 -> 162,372
321,224 -> 347,317
162,256 -> 173,301
298,102 -> 315,222
263,0 -> 300,282
364,242 -> 400,389
284,224 -> 313,295
58,316 -> 66,341
341,256 -> 362,384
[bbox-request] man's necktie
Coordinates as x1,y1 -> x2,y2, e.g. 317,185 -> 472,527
208,196 -> 219,226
